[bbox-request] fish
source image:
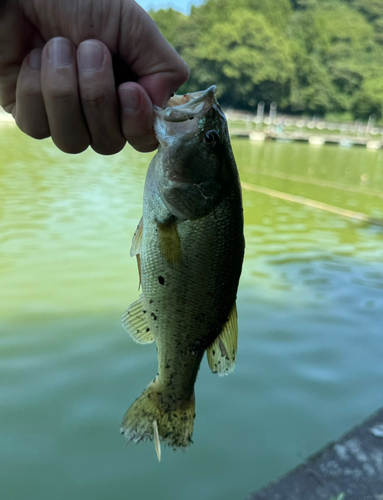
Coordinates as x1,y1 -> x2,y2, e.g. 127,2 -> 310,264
120,86 -> 245,453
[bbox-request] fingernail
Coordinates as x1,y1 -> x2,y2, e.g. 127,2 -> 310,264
48,38 -> 74,68
120,87 -> 140,113
78,41 -> 103,72
29,49 -> 42,70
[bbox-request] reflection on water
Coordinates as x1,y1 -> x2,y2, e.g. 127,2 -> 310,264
1,127 -> 383,500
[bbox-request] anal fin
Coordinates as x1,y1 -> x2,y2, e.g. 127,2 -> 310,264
122,295 -> 154,344
207,303 -> 238,376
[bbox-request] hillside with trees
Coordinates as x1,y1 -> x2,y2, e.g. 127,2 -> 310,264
151,0 -> 383,120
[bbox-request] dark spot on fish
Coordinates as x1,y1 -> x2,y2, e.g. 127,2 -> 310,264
151,313 -> 157,320
218,361 -> 221,364
232,349 -> 235,354
165,362 -> 170,369
226,356 -> 229,361
189,117 -> 194,120
158,276 -> 165,285
143,310 -> 146,313
212,350 -> 215,355
146,328 -> 150,332
149,299 -> 153,304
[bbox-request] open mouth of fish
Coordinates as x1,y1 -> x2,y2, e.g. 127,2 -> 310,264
154,86 -> 218,148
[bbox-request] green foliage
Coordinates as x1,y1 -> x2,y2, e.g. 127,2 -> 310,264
184,10 -> 294,108
151,0 -> 383,119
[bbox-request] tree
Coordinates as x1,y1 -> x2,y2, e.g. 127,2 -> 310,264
185,9 -> 294,109
150,0 -> 383,120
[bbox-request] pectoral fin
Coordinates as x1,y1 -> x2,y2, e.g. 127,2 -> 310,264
130,217 -> 143,288
122,295 -> 154,344
207,303 -> 238,376
130,217 -> 143,257
157,216 -> 182,266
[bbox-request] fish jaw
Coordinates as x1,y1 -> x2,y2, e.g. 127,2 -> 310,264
153,86 -> 217,149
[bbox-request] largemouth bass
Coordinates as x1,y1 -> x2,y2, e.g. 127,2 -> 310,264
121,86 -> 244,452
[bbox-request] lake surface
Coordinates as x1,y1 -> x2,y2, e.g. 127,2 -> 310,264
1,124 -> 383,500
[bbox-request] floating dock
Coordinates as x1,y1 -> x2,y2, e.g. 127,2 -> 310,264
230,129 -> 383,149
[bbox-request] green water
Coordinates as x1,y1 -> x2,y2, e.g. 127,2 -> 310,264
1,124 -> 383,500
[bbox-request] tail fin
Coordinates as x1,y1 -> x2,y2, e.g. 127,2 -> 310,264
120,380 -> 195,449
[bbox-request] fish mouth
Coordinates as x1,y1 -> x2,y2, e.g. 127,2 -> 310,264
154,86 -> 218,148
162,86 -> 217,122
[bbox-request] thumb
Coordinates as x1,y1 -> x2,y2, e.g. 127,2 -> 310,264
118,1 -> 189,107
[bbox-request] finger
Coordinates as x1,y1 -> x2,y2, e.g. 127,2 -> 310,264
41,37 -> 90,154
77,40 -> 125,155
0,0 -> 35,114
119,2 -> 190,107
118,82 -> 157,153
14,48 -> 50,139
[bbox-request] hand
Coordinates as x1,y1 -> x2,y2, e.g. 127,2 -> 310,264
0,0 -> 189,154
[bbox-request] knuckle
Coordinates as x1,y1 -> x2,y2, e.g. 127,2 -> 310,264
127,137 -> 158,153
17,79 -> 42,99
15,117 -> 49,140
80,87 -> 110,107
26,128 -> 50,140
62,143 -> 89,154
44,84 -> 75,101
91,139 -> 125,156
53,139 -> 89,154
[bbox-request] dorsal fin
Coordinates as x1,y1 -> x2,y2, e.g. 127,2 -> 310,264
122,295 -> 154,344
207,303 -> 238,376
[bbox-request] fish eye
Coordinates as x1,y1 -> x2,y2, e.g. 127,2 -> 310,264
204,130 -> 220,148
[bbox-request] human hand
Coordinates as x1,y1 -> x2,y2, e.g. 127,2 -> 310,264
0,0 -> 189,154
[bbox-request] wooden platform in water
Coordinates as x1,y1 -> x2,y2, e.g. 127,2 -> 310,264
230,129 -> 383,149
248,407 -> 383,500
